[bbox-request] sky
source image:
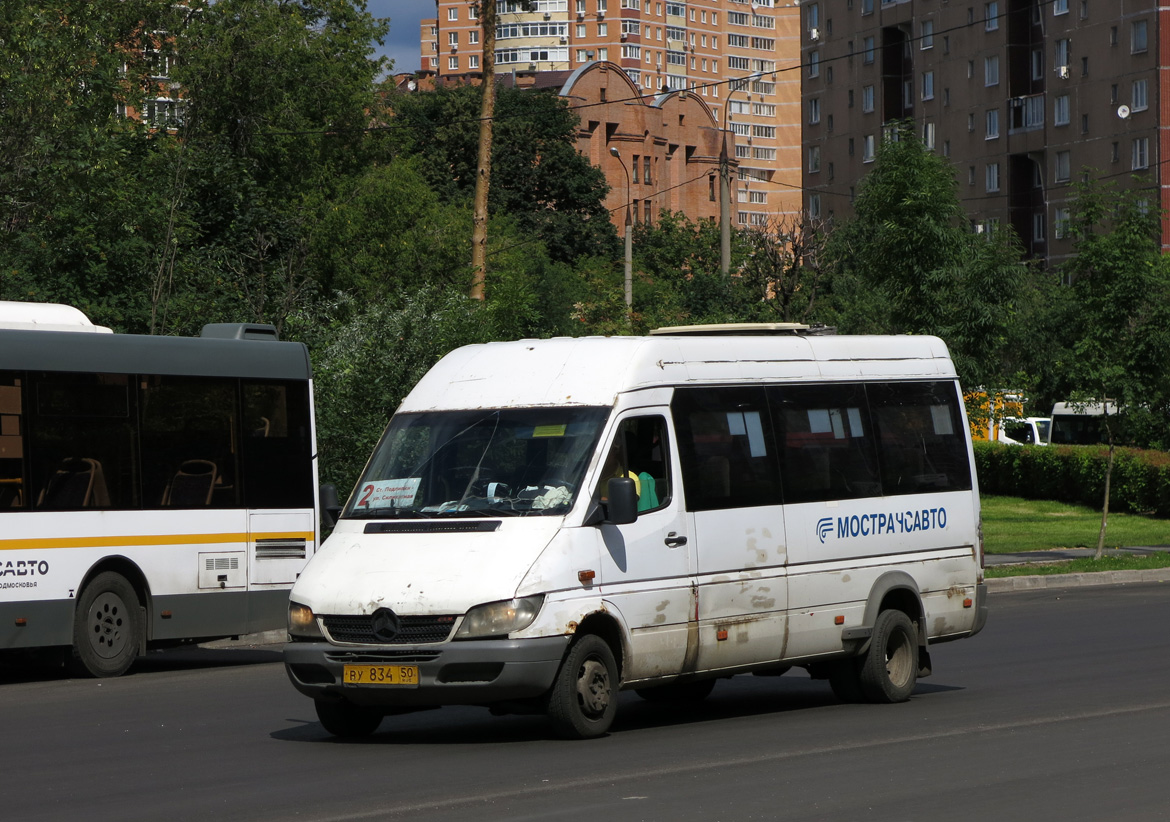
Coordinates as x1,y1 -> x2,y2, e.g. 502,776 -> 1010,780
366,0 -> 434,74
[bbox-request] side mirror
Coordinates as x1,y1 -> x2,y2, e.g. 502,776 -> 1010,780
604,477 -> 638,525
320,483 -> 342,529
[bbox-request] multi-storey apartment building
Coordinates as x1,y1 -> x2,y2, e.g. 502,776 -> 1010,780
803,0 -> 1164,265
419,1 -> 803,228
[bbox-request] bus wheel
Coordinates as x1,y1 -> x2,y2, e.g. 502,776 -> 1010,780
72,572 -> 142,678
635,678 -> 716,703
859,610 -> 918,703
315,698 -> 383,738
547,634 -> 618,739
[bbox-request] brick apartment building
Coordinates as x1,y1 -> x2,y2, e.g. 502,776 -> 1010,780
416,0 -> 804,230
801,0 -> 1166,266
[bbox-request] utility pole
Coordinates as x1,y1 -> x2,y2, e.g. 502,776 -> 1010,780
470,0 -> 498,301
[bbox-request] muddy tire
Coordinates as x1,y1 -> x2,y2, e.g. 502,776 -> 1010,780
547,634 -> 619,739
315,698 -> 383,738
858,609 -> 918,703
71,572 -> 142,678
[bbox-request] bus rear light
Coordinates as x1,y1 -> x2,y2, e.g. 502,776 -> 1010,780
15,618 -> 26,627
963,598 -> 973,608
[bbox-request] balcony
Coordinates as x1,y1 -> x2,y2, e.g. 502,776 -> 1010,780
1010,94 -> 1044,132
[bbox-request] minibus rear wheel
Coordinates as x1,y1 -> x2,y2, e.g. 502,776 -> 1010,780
547,634 -> 618,739
858,609 -> 918,703
315,698 -> 383,739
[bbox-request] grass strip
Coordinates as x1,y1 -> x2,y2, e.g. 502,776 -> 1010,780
981,495 -> 1170,554
985,551 -> 1170,578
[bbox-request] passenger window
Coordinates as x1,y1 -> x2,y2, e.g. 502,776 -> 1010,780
139,376 -> 237,508
596,416 -> 671,513
770,383 -> 881,503
29,372 -> 137,510
240,381 -> 314,509
672,387 -> 781,511
869,381 -> 973,495
0,372 -> 25,509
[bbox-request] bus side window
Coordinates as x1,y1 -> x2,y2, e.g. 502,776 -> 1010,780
0,373 -> 24,509
29,372 -> 137,510
672,387 -> 781,511
869,381 -> 973,495
240,381 -> 313,509
771,383 -> 881,503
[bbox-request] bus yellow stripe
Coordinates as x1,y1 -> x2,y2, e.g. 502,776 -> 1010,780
0,532 -> 315,551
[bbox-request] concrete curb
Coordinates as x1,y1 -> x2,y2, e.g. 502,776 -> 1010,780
987,569 -> 1170,592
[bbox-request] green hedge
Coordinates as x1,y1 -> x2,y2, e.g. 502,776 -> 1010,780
973,441 -> 1170,517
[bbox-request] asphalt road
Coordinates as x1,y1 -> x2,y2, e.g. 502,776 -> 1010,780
2,582 -> 1169,822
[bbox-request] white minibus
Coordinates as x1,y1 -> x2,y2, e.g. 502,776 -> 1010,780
1,302 -> 321,676
284,325 -> 988,739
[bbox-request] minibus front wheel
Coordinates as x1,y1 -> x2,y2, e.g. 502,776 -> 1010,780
546,634 -> 618,739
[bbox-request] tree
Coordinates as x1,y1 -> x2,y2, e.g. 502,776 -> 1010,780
1057,177 -> 1170,557
389,84 -> 619,266
822,124 -> 1029,390
737,214 -> 829,324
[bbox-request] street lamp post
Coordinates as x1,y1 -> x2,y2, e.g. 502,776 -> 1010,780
609,146 -> 633,321
719,77 -> 751,276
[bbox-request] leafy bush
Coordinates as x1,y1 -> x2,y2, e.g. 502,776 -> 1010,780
973,441 -> 1170,517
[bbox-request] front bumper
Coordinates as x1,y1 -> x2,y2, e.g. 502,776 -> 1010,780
283,635 -> 571,708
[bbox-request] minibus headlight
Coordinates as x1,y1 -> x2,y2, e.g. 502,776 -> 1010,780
455,595 -> 544,639
288,601 -> 323,639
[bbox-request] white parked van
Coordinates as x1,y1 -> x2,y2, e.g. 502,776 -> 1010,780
284,325 -> 988,739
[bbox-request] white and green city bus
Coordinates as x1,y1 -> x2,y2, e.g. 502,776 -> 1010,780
0,302 -> 321,676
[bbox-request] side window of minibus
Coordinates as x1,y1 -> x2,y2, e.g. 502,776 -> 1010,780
671,387 -> 781,511
0,371 -> 25,509
770,383 -> 882,503
596,416 -> 671,513
868,381 -> 973,495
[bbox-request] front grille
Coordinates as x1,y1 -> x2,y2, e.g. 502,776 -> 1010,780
325,650 -> 442,664
322,614 -> 458,645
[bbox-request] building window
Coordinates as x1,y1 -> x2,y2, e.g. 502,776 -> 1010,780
921,20 -> 934,49
447,7 -> 458,20
1055,39 -> 1070,73
1033,213 -> 1046,243
1055,150 -> 1071,182
809,146 -> 821,173
1054,207 -> 1071,239
1132,20 -> 1149,54
863,134 -> 875,162
809,98 -> 821,124
986,163 -> 1000,193
922,71 -> 934,100
1054,0 -> 1068,13
985,108 -> 999,138
863,36 -> 875,64
1031,49 -> 1043,81
1133,137 -> 1150,170
1133,79 -> 1148,111
643,156 -> 651,185
809,51 -> 820,77
923,121 -> 936,149
1054,94 -> 1070,126
862,84 -> 874,112
985,2 -> 999,30
985,55 -> 999,86
448,56 -> 459,70
448,32 -> 459,47
809,194 -> 822,219
862,0 -> 874,13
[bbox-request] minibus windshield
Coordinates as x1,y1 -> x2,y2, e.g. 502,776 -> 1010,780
344,407 -> 609,518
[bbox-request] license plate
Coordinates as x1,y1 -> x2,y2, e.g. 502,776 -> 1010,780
342,664 -> 419,686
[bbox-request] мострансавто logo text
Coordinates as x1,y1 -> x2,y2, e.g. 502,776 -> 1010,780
817,508 -> 947,544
